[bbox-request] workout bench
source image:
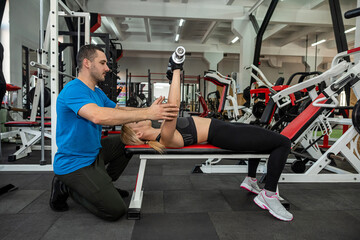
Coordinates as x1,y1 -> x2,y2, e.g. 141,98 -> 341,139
125,144 -> 277,220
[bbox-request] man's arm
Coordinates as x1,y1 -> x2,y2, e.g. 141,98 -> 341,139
115,106 -> 136,110
115,106 -> 140,110
78,96 -> 178,125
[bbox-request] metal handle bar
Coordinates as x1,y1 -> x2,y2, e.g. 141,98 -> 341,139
312,95 -> 339,108
246,64 -> 274,89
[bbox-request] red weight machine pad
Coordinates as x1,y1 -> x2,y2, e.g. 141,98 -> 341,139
27,116 -> 51,121
280,93 -> 331,141
6,84 -> 21,92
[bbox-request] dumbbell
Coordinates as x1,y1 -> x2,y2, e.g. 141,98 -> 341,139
167,46 -> 186,83
171,46 -> 186,64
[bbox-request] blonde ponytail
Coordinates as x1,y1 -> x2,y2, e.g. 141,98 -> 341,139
120,125 -> 165,153
146,140 -> 165,154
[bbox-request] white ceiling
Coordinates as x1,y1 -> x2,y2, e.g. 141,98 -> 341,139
65,0 -> 358,60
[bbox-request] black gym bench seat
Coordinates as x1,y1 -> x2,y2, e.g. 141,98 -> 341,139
4,121 -> 40,128
125,143 -> 271,220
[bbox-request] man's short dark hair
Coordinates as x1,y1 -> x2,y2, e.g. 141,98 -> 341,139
76,45 -> 104,70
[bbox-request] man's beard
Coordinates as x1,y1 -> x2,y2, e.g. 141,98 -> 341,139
90,69 -> 106,82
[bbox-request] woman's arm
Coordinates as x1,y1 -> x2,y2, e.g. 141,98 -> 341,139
159,69 -> 182,146
115,96 -> 166,110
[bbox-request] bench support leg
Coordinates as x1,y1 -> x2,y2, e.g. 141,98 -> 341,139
8,129 -> 41,161
128,158 -> 147,220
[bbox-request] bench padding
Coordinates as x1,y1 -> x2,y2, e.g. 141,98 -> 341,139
125,143 -> 261,155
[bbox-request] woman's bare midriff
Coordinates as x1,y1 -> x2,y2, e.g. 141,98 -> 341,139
192,116 -> 211,143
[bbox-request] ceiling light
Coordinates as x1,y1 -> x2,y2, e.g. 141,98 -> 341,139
179,19 -> 185,27
311,39 -> 326,47
175,34 -> 180,42
231,36 -> 239,44
345,27 -> 356,33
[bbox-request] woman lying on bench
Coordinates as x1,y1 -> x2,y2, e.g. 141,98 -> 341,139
121,50 -> 293,221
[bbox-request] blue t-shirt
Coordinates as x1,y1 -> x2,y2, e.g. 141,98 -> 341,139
54,79 -> 116,175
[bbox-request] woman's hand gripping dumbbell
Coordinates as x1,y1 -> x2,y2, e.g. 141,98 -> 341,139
166,46 -> 186,84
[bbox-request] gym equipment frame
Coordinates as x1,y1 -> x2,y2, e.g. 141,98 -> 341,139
0,0 -> 90,171
192,47 -> 360,183
278,47 -> 360,183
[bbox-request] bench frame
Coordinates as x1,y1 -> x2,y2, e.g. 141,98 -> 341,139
2,122 -> 51,162
127,152 -> 270,220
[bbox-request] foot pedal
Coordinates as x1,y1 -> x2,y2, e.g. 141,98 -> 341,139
127,208 -> 141,220
192,164 -> 203,173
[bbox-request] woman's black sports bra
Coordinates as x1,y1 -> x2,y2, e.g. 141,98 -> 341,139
156,117 -> 198,146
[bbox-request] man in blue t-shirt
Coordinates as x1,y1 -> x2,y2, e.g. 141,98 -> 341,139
50,45 -> 179,221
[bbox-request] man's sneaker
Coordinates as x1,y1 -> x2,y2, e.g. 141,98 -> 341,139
240,176 -> 262,194
254,190 -> 293,221
49,176 -> 69,212
116,188 -> 130,198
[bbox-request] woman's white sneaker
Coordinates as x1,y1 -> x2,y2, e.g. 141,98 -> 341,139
254,190 -> 293,221
240,176 -> 262,194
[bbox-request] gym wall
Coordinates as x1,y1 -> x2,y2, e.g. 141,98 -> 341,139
118,55 -> 208,82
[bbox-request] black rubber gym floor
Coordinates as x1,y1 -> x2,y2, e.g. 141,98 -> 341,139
0,141 -> 360,240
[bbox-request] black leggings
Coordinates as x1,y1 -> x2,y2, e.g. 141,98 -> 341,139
207,119 -> 291,192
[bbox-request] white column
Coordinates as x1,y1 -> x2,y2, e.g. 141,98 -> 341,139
203,52 -> 223,71
231,16 -> 256,93
203,52 -> 223,93
304,55 -> 323,72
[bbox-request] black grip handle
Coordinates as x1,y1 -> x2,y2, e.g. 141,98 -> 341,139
345,7 -> 360,19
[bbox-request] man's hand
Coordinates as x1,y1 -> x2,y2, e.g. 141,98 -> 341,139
147,96 -> 179,120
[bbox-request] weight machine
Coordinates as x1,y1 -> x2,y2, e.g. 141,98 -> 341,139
0,0 -> 90,171
202,70 -> 244,121
270,47 -> 360,182
196,46 -> 360,182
